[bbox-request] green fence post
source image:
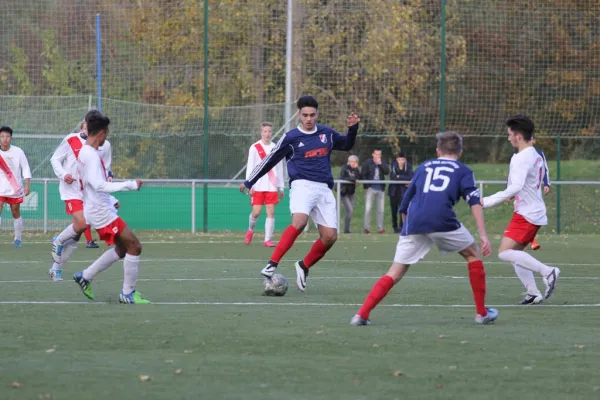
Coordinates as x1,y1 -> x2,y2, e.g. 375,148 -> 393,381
556,136 -> 561,234
202,0 -> 209,233
439,0 -> 447,132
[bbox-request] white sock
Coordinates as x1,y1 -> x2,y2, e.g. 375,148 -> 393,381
59,239 -> 80,266
248,215 -> 258,231
513,263 -> 541,295
265,217 -> 275,242
82,248 -> 121,281
51,262 -> 63,271
56,224 -> 78,245
122,254 -> 140,295
14,217 -> 22,241
499,249 -> 553,276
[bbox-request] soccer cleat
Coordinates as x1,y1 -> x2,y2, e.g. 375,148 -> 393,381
294,260 -> 309,292
49,268 -> 63,282
13,239 -> 22,248
119,290 -> 151,304
519,293 -> 543,305
244,230 -> 254,245
475,308 -> 499,324
73,271 -> 95,300
543,267 -> 560,299
86,240 -> 99,249
260,262 -> 278,278
531,241 -> 541,251
51,237 -> 64,263
264,240 -> 276,248
350,314 -> 371,326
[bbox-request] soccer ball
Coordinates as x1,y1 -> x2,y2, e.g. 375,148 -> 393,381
263,274 -> 289,296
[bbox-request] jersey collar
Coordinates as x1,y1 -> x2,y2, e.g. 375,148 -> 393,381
297,125 -> 317,134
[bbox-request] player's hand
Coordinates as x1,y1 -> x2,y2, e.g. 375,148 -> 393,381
239,184 -> 249,194
24,186 -> 31,196
480,236 -> 492,257
347,112 -> 360,127
249,187 -> 255,196
114,202 -> 120,209
136,180 -> 143,190
543,186 -> 550,195
278,189 -> 285,199
64,174 -> 75,184
107,177 -> 113,182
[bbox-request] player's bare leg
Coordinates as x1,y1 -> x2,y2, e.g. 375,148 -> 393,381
530,236 -> 541,251
294,224 -> 337,291
458,244 -> 498,324
9,203 -> 23,247
351,262 -> 410,325
264,204 -> 276,247
498,236 -> 560,299
260,213 -> 307,277
246,204 -> 263,245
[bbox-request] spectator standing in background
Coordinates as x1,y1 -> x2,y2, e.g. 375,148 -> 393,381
388,153 -> 413,234
362,149 -> 389,233
339,155 -> 361,234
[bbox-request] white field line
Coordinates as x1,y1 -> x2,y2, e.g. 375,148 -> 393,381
0,300 -> 598,307
0,275 -> 598,284
1,258 -> 600,267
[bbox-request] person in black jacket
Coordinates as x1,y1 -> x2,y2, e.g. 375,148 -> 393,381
362,149 -> 390,233
388,153 -> 413,233
339,155 -> 361,233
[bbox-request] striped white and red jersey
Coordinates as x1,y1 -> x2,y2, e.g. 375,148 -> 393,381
0,145 -> 31,198
245,140 -> 285,192
51,132 -> 113,201
78,144 -> 138,229
483,146 -> 547,226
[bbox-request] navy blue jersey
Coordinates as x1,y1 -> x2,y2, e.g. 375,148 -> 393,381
399,158 -> 480,235
245,123 -> 358,189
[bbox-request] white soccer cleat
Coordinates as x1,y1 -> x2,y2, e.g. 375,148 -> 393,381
260,262 -> 277,278
350,314 -> 371,326
543,267 -> 560,299
294,260 -> 308,292
48,268 -> 63,282
475,308 -> 499,325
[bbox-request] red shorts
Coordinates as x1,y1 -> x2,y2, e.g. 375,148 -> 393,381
0,196 -> 23,205
251,191 -> 279,206
96,217 -> 127,246
504,213 -> 541,245
65,199 -> 84,215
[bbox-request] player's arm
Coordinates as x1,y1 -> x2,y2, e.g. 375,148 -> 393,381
482,162 -> 527,208
245,146 -> 256,180
540,150 -> 550,192
50,138 -> 70,180
461,171 -> 491,256
275,159 -> 285,197
243,135 -> 292,190
332,123 -> 359,151
398,168 -> 420,222
20,150 -> 32,196
102,141 -> 114,181
82,152 -> 138,193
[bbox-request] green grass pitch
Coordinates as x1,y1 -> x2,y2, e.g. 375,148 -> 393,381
1,231 -> 599,399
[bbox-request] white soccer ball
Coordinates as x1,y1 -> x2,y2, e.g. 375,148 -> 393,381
263,274 -> 289,296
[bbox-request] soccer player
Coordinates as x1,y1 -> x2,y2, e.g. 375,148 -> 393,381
0,126 -> 31,248
240,95 -> 359,291
350,131 -> 498,325
482,115 -> 560,305
49,120 -> 117,281
244,121 -> 285,247
529,137 -> 550,251
68,110 -> 149,303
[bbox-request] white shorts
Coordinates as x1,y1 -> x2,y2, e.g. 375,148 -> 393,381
393,224 -> 474,264
289,179 -> 337,229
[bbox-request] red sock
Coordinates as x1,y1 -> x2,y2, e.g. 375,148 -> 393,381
270,225 -> 302,263
357,275 -> 394,320
84,226 -> 93,242
468,260 -> 487,316
302,239 -> 329,269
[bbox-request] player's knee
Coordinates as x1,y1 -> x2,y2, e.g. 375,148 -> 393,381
321,231 -> 337,246
128,240 -> 142,256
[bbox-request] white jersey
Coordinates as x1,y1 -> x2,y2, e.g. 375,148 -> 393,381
78,144 -> 138,229
483,146 -> 547,225
0,145 -> 31,198
245,140 -> 284,192
51,132 -> 113,201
